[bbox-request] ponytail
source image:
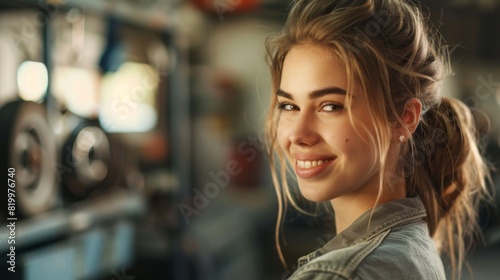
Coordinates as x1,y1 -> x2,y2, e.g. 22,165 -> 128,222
407,96 -> 491,278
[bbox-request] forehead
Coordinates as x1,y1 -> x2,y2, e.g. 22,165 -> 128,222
280,44 -> 348,95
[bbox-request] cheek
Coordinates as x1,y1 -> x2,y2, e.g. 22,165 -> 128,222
322,123 -> 355,148
276,121 -> 290,151
325,124 -> 376,160
339,114 -> 378,154
343,133 -> 379,171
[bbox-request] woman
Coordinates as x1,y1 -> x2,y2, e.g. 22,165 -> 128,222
265,0 -> 491,279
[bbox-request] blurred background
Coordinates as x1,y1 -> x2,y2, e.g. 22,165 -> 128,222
0,0 -> 498,279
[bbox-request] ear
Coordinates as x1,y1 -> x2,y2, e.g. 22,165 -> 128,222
393,98 -> 422,142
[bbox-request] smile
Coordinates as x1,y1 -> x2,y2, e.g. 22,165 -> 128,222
295,158 -> 335,179
297,160 -> 329,169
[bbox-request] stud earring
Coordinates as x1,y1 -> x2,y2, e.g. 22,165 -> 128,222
399,135 -> 405,142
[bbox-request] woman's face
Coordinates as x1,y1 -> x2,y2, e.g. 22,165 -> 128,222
277,44 -> 381,202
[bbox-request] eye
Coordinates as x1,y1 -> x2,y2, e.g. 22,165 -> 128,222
277,102 -> 299,111
321,102 -> 344,112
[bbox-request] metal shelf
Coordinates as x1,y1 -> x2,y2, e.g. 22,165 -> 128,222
0,190 -> 146,252
0,0 -> 177,30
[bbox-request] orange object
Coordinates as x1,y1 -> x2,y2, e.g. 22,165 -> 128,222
191,0 -> 260,14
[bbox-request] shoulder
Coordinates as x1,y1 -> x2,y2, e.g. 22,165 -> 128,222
288,221 -> 445,280
288,229 -> 389,280
355,221 -> 445,279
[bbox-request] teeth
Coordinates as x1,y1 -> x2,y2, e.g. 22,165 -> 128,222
297,160 -> 328,169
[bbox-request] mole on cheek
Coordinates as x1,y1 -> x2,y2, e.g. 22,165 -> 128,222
345,138 -> 349,143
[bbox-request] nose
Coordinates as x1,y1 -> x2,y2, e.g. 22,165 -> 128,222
289,114 -> 319,146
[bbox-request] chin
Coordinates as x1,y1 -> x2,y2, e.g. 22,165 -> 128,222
299,186 -> 336,202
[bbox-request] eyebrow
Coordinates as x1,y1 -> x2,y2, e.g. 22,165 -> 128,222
276,87 -> 346,100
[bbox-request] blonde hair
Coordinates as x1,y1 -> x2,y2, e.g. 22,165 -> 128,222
265,0 -> 491,279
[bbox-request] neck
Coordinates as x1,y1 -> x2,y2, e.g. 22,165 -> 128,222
330,174 -> 406,233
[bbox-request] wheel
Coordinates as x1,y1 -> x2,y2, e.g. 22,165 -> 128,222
0,100 -> 58,217
61,122 -> 111,201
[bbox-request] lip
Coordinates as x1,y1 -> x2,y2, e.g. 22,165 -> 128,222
293,154 -> 336,179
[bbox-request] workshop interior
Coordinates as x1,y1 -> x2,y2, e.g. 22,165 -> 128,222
0,0 -> 499,279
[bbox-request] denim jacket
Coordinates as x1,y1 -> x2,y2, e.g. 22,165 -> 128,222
288,196 -> 446,280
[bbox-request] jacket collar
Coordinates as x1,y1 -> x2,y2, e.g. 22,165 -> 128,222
298,196 -> 427,267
